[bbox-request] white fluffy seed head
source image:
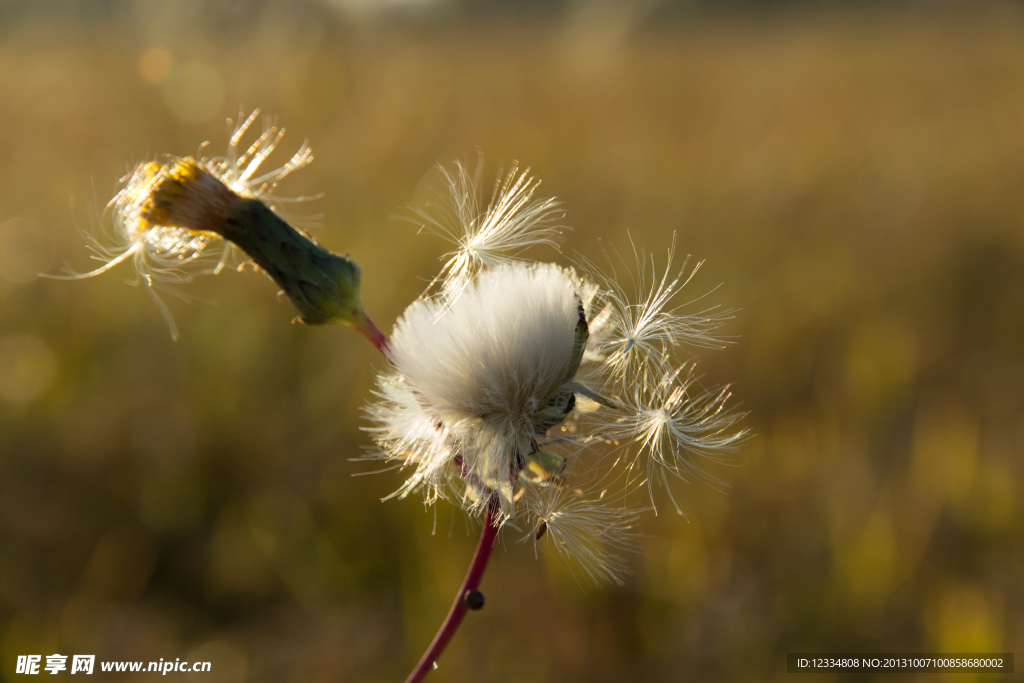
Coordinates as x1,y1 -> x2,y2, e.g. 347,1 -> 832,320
366,158 -> 748,585
377,262 -> 586,515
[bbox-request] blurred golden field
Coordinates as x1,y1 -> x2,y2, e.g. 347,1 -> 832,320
1,2 -> 1023,681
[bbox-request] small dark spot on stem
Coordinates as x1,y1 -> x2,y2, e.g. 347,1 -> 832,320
463,590 -> 485,610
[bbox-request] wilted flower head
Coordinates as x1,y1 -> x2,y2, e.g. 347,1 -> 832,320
365,160 -> 748,585
43,110 -> 314,339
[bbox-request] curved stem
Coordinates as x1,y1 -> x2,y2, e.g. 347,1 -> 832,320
404,498 -> 500,683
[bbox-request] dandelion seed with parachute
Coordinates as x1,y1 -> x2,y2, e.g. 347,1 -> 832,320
583,235 -> 735,384
412,156 -> 566,307
610,363 -> 749,500
521,478 -> 647,587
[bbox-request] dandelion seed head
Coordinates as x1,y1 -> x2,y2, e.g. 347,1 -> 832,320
372,262 -> 589,515
365,157 -> 748,584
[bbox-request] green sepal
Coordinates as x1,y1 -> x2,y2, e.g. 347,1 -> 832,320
222,199 -> 366,327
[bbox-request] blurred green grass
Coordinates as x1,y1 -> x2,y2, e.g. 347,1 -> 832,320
1,3 -> 1023,681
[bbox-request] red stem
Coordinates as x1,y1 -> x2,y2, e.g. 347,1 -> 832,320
404,498 -> 500,683
355,312 -> 389,355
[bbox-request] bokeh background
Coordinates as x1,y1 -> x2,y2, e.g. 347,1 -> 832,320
1,0 -> 1023,680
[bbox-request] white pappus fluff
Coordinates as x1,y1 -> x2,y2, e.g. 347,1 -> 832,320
365,159 -> 749,587
581,236 -> 735,384
523,485 -> 644,587
413,157 -> 564,308
374,262 -> 586,516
